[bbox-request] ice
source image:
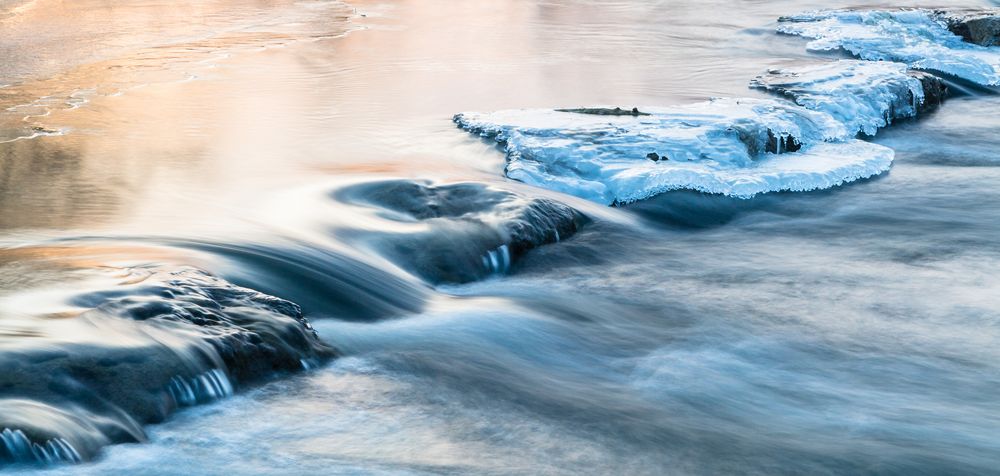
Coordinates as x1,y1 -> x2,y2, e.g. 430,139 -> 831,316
778,9 -> 1000,86
751,60 -> 943,136
455,98 -> 893,204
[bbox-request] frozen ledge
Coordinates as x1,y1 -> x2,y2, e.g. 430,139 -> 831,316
778,9 -> 1000,86
751,60 -> 946,137
455,99 -> 893,205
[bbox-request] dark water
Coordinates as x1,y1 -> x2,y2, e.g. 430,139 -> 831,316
2,0 -> 1000,474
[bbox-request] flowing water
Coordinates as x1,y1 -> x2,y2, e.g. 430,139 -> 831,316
2,0 -> 1000,474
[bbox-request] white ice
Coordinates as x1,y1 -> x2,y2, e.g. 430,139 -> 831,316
751,60 -> 928,136
455,98 -> 893,204
778,9 -> 1000,86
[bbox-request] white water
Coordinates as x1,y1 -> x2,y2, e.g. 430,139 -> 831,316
3,0 -> 1000,474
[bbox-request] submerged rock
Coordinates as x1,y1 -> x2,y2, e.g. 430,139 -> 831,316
0,267 -> 333,467
455,99 -> 893,204
935,9 -> 1000,47
337,180 -> 586,283
751,60 -> 947,137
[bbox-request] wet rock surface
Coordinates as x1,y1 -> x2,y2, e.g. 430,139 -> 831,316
935,9 -> 1000,47
0,267 -> 332,467
910,71 -> 948,108
338,180 -> 586,283
764,130 -> 802,153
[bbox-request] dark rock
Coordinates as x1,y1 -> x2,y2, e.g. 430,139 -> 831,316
556,106 -> 650,116
337,180 -> 587,283
0,268 -> 333,466
765,129 -> 801,154
646,152 -> 660,161
935,9 -> 1000,47
908,71 -> 948,110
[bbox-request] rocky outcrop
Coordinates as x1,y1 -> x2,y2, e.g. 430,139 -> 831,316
911,71 -> 948,108
0,267 -> 333,467
337,180 -> 586,283
935,9 -> 1000,47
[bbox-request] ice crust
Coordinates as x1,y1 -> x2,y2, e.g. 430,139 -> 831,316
454,8 -> 1000,204
778,9 -> 1000,86
455,98 -> 894,204
751,60 -> 929,136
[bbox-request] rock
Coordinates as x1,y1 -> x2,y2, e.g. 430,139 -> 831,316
0,267 -> 333,466
555,106 -> 650,116
909,71 -> 947,110
336,180 -> 586,283
935,9 -> 1000,47
646,152 -> 660,161
765,129 -> 801,154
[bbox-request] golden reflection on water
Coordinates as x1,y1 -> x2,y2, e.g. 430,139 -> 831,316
0,0 -> 775,233
0,243 -> 203,295
1,0 -> 985,236
0,242 -> 212,346
0,0 -> 355,232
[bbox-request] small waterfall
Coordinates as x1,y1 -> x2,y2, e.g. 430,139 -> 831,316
167,369 -> 235,407
0,428 -> 81,466
481,244 -> 512,275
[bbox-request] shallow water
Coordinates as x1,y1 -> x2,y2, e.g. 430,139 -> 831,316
2,0 -> 1000,474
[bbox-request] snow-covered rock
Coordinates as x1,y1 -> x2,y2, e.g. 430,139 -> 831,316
778,9 -> 1000,86
455,99 -> 893,204
751,60 -> 946,136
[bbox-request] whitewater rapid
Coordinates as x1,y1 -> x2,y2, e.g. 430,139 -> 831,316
2,2 -> 1000,474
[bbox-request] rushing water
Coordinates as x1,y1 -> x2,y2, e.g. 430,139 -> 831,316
2,0 -> 1000,474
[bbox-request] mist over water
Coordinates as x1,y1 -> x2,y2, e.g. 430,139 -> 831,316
2,0 -> 1000,474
